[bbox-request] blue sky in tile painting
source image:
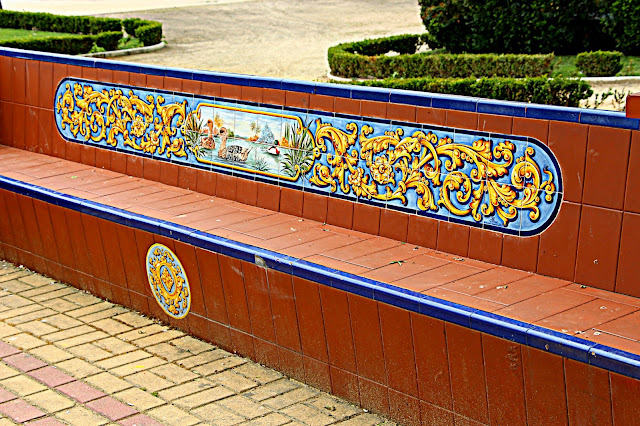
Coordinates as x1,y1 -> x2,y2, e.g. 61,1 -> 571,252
53,78 -> 563,236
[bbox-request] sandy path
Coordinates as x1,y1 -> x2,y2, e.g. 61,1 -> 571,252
104,0 -> 425,80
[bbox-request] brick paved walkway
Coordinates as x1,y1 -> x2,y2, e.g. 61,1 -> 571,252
0,261 -> 394,425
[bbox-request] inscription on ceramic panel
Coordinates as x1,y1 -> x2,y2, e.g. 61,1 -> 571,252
54,78 -> 563,236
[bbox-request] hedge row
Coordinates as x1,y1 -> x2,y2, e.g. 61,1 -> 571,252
342,77 -> 593,107
0,10 -> 120,34
0,10 -> 163,54
576,51 -> 623,77
329,37 -> 554,79
123,18 -> 163,46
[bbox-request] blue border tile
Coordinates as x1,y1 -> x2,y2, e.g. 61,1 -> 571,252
580,109 -> 640,130
526,104 -> 581,122
477,99 -> 526,117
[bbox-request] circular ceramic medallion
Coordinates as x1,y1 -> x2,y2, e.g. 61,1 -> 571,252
145,243 -> 191,319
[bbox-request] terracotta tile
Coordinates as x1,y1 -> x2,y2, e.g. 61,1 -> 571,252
94,148 -> 111,170
79,144 -> 96,166
12,104 -> 26,149
133,229 -> 156,299
411,313 -> 452,409
388,389 -> 420,426
262,88 -> 285,105
334,98 -> 360,115
420,401 -> 454,426
352,203 -> 381,235
362,253 -> 447,283
565,359 -> 612,425
64,210 -> 92,276
330,366 -> 360,405
235,178 -> 258,205
218,255 -> 250,332
388,103 -> 416,122
393,263 -> 483,292
379,303 -> 418,396
361,100 -> 387,119
522,347 -> 568,425
445,323 -> 488,423
318,286 -> 356,372
209,320 -> 232,351
126,155 -> 143,178
303,356 -> 331,392
159,162 -> 179,187
97,69 -> 113,84
196,169 -> 217,195
52,62 -> 67,95
548,121 -> 588,203
482,335 -> 526,425
229,329 -> 255,359
625,131 -> 640,213
82,67 -> 98,81
309,94 -> 334,112
359,377 -> 389,416
378,209 -> 409,242
437,221 -> 469,257
292,277 -> 328,361
253,338 -> 279,371
116,225 -> 144,295
112,70 -> 128,85
467,228 -> 502,265
589,309 -> 640,342
302,192 -> 328,223
564,283 -> 640,308
325,197 -> 353,230
538,298 -> 637,333
406,214 -> 438,249
163,76 -> 182,92
220,83 -> 241,100
25,60 -> 39,107
611,372 -> 640,426
11,58 -> 26,104
48,204 -> 76,270
284,91 -> 309,109
99,221 -> 127,288
279,187 -> 303,216
0,57 -> 11,102
348,243 -> 426,269
216,173 -> 237,200
56,380 -> 105,403
495,287 -> 594,322
347,294 -> 386,384
478,113 -> 513,133
0,102 -> 13,145
182,79 -> 201,95
256,182 -> 280,211
512,117 -> 549,143
281,233 -> 362,259
616,212 -> 640,297
176,166 -> 197,191
15,195 -> 43,256
446,110 -> 478,130
110,151 -> 126,174
537,202 -> 580,281
453,414 -> 487,426
242,262 -> 275,341
443,267 -> 530,295
129,292 -> 150,316
575,205 -> 622,291
501,234 -> 539,272
267,269 -> 301,351
199,81 -> 220,97
583,125 -> 631,210
146,75 -> 163,90
277,347 -> 304,382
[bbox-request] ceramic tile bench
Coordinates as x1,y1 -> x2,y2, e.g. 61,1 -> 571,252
1,47 -> 640,425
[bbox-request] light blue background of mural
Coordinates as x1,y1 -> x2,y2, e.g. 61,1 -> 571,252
54,78 -> 563,236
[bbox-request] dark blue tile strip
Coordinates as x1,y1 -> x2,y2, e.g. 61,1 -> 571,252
1,47 -> 638,131
1,173 -> 638,380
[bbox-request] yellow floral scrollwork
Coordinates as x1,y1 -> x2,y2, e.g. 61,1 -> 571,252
56,83 -> 187,158
146,244 -> 190,319
310,119 -> 556,227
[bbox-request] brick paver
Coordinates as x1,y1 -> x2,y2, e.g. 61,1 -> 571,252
0,262 -> 394,425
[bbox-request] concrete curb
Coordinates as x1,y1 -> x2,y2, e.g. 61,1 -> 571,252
81,41 -> 166,58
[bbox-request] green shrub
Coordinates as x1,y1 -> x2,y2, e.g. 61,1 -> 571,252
329,36 -> 554,78
418,0 -> 611,54
343,77 -> 593,107
0,34 -> 95,55
94,31 -> 122,51
123,18 -> 144,36
576,51 -> 623,76
135,21 -> 162,46
604,0 -> 640,55
0,10 -> 120,35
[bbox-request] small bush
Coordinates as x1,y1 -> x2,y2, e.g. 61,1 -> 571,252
576,51 -> 624,77
343,77 -> 592,107
94,31 -> 122,51
0,34 -> 95,55
135,21 -> 162,46
328,35 -> 554,79
0,10 -> 120,35
123,18 -> 144,36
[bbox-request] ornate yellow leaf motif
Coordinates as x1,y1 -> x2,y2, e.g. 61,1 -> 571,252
146,243 -> 190,319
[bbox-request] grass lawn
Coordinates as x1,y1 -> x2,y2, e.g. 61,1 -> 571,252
0,28 -> 66,41
552,55 -> 640,77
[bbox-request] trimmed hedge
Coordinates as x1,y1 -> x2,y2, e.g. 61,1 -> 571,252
0,34 -> 95,55
94,31 -> 122,52
0,10 -> 120,34
342,77 -> 593,107
576,51 -> 623,77
328,35 -> 554,79
123,18 -> 162,46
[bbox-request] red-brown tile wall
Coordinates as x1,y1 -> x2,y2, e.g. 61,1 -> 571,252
522,346 -> 568,425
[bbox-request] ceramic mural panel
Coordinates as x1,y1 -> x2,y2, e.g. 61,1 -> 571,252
54,78 -> 563,236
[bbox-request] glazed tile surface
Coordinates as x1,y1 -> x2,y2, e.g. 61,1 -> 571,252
54,78 -> 563,236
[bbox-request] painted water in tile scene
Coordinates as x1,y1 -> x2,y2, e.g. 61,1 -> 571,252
54,78 -> 563,236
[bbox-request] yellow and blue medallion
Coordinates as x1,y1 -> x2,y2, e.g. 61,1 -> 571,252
145,244 -> 190,319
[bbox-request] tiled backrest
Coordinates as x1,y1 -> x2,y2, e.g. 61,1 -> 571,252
1,48 -> 639,297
